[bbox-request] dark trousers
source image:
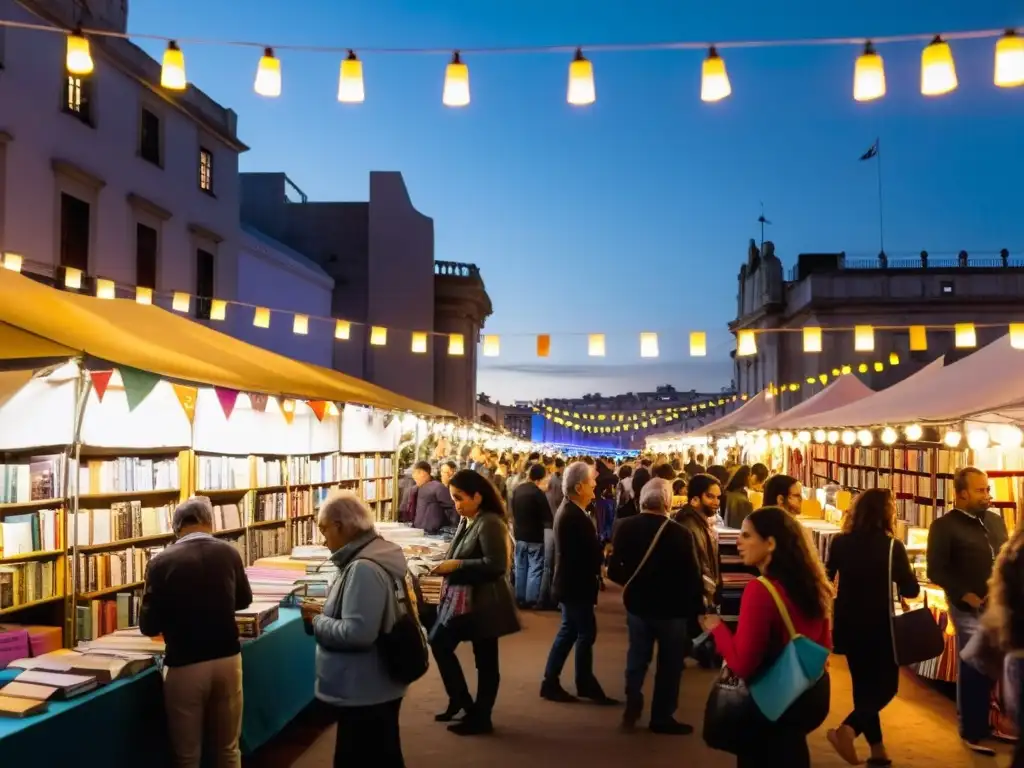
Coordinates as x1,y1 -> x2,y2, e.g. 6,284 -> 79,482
333,698 -> 404,767
543,601 -> 600,691
1014,658 -> 1024,768
624,613 -> 687,725
843,649 -> 899,745
736,728 -> 810,768
949,604 -> 996,741
430,625 -> 501,723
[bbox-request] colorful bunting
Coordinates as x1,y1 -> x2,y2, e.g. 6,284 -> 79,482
172,383 -> 198,424
248,392 -> 269,412
279,397 -> 295,425
215,387 -> 239,420
307,400 -> 327,422
119,366 -> 159,411
89,370 -> 114,402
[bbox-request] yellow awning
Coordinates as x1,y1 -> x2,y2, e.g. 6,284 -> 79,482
0,270 -> 450,417
0,322 -> 77,361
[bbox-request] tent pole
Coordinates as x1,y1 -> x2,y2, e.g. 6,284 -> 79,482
64,358 -> 92,647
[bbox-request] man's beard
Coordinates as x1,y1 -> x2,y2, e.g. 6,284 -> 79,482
702,506 -> 718,519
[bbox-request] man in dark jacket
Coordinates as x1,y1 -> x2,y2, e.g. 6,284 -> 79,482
541,462 -> 618,705
928,467 -> 1008,755
512,463 -> 551,608
411,461 -> 456,534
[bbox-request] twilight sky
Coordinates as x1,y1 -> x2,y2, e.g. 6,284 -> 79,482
128,1 -> 1024,405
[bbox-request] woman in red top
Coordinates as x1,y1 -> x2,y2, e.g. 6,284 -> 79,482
701,506 -> 834,767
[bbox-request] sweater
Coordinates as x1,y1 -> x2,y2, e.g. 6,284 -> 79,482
711,577 -> 832,681
512,482 -> 552,544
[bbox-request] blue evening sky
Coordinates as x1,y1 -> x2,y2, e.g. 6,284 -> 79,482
128,1 -> 1024,404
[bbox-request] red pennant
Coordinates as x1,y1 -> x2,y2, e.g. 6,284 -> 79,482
307,400 -> 327,422
215,387 -> 239,420
90,370 -> 114,402
248,393 -> 268,412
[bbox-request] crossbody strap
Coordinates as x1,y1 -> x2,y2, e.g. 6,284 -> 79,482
625,518 -> 671,591
756,576 -> 798,641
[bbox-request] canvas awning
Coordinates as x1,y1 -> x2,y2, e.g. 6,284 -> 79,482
758,374 -> 875,430
0,322 -> 78,362
0,270 -> 451,417
687,390 -> 776,437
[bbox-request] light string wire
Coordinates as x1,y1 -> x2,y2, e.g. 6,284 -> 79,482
0,18 -> 1012,54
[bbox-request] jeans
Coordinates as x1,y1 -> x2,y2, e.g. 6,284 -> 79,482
624,613 -> 687,725
514,540 -> 545,605
430,625 -> 501,723
843,649 -> 899,745
949,603 -> 995,742
333,698 -> 404,767
543,601 -> 600,691
539,529 -> 555,607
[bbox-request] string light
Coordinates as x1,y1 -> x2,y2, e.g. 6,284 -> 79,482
905,423 -> 923,441
254,47 -> 282,97
689,332 -> 707,357
335,320 -> 351,340
253,307 -> 271,328
954,322 -> 977,348
921,35 -> 957,96
639,332 -> 659,358
293,314 -> 309,335
854,325 -> 875,352
370,326 -> 387,346
1010,324 -> 1024,350
853,41 -> 885,101
95,278 -> 116,299
411,331 -> 428,354
2,253 -> 23,273
161,40 -> 187,90
588,333 -> 606,357
135,286 -> 153,305
482,334 -> 500,357
448,333 -> 465,356
210,299 -> 227,321
700,46 -> 731,102
338,50 -> 365,103
443,51 -> 470,107
909,325 -> 928,352
171,291 -> 190,312
63,267 -> 82,290
802,327 -> 822,353
995,30 -> 1024,88
567,48 -> 595,106
737,330 -> 757,357
66,28 -> 93,75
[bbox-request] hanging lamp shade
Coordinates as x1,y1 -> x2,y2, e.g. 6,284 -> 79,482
335,320 -> 351,340
161,41 -> 187,90
888,352 -> 900,366
254,48 -> 282,97
921,36 -> 957,96
442,52 -> 470,107
210,299 -> 227,321
66,29 -> 94,75
63,266 -> 83,289
802,326 -> 822,353
567,48 -> 595,106
293,314 -> 309,335
689,331 -> 707,357
854,325 -> 875,351
253,307 -> 271,328
700,47 -> 731,102
639,332 -> 659,358
171,291 -> 190,313
853,41 -> 886,101
338,50 -> 365,103
95,279 -> 116,300
135,286 -> 153,305
588,333 -> 606,357
1010,323 -> 1024,350
482,334 -> 500,357
736,330 -> 757,357
954,323 -> 976,348
536,334 -> 551,358
2,253 -> 23,273
411,332 -> 428,354
448,333 -> 465,356
370,326 -> 387,346
909,325 -> 928,351
995,30 -> 1024,88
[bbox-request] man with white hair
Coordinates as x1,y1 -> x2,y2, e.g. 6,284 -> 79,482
540,461 -> 618,705
140,496 -> 253,768
300,491 -> 413,766
608,478 -> 703,735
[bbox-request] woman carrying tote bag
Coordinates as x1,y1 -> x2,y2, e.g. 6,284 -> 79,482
825,489 -> 934,767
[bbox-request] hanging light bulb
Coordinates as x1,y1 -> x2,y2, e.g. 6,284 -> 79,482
803,326 -> 822,353
841,430 -> 857,446
700,46 -> 731,102
66,28 -> 94,75
995,30 -> 1024,88
798,431 -> 812,444
254,47 -> 282,97
944,430 -> 963,448
442,51 -> 470,107
921,35 -> 957,96
857,429 -> 874,447
813,430 -> 827,444
881,427 -> 898,445
853,41 -> 886,101
995,425 -> 1024,448
567,48 -> 595,106
338,50 -> 365,103
827,431 -> 840,445
967,429 -> 990,451
161,41 -> 187,91
905,423 -> 923,441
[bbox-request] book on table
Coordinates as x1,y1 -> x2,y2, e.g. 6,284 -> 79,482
0,693 -> 48,718
235,602 -> 280,638
14,670 -> 97,699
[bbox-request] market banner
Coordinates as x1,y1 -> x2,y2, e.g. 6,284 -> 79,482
248,392 -> 269,413
89,370 -> 114,402
215,387 -> 239,420
307,400 -> 327,422
172,384 -> 198,424
118,366 -> 159,411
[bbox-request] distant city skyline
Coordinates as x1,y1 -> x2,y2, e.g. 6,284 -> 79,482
127,1 -> 1024,405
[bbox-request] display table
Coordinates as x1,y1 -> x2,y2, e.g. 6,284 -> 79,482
0,608 -> 315,765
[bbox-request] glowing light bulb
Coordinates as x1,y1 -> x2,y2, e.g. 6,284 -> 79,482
66,29 -> 94,75
442,51 -> 470,107
853,41 -> 886,101
881,427 -> 898,445
338,51 -> 365,103
567,48 -> 595,106
921,35 -> 957,96
254,47 -> 282,97
995,30 -> 1024,88
161,41 -> 187,90
701,46 -> 731,102
905,424 -> 923,442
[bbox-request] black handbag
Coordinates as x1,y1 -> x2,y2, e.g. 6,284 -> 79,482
702,666 -> 761,753
888,538 -> 945,666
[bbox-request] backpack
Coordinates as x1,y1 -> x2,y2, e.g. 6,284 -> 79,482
354,556 -> 430,685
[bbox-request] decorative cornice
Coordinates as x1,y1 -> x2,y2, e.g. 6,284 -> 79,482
127,192 -> 172,222
188,222 -> 224,244
51,158 -> 106,191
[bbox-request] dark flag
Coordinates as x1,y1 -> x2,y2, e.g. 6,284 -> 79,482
859,139 -> 879,161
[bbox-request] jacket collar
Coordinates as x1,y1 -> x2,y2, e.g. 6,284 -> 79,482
329,530 -> 379,569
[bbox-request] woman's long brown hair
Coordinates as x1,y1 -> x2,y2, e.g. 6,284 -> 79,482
841,488 -> 896,535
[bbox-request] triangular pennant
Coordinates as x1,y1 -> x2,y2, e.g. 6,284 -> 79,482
248,393 -> 269,413
279,398 -> 295,425
172,383 -> 198,424
215,387 -> 239,420
119,366 -> 159,412
90,370 -> 114,402
307,400 -> 327,422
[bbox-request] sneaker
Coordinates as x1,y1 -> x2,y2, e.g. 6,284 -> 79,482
963,739 -> 996,756
649,719 -> 694,736
540,681 -> 578,703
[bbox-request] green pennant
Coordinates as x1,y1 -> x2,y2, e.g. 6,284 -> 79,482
119,366 -> 160,411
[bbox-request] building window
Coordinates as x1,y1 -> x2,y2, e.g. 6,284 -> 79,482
136,223 -> 158,289
140,108 -> 161,166
59,192 -> 90,281
940,280 -> 955,296
195,249 -> 214,320
63,76 -> 93,124
199,148 -> 214,193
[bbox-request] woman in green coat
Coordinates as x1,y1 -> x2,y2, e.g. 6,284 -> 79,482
429,469 -> 521,735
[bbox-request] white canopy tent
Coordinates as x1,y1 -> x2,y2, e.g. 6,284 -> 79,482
687,390 -> 776,438
759,374 -> 875,430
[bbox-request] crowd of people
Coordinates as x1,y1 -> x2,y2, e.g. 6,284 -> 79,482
135,444 -> 1024,768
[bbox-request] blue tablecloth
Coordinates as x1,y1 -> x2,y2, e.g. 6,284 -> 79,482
0,607 -> 315,765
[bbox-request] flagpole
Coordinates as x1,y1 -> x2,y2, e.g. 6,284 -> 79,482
875,138 -> 885,255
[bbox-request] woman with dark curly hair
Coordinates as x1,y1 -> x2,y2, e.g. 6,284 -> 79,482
700,506 -> 833,767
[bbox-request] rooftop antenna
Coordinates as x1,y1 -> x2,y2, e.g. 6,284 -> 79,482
757,202 -> 772,253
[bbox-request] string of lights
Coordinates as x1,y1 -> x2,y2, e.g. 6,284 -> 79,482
0,17 -> 1019,106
